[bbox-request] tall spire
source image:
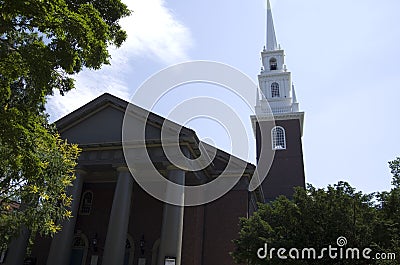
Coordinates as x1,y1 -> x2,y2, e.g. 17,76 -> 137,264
266,0 -> 278,51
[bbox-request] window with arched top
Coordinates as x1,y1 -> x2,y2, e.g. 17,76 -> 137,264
70,233 -> 88,265
269,58 -> 277,70
271,82 -> 280,98
271,126 -> 286,150
79,191 -> 93,215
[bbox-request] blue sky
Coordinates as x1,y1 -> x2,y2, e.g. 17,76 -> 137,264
47,0 -> 400,194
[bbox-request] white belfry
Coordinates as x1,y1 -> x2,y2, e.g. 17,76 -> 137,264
256,0 -> 303,118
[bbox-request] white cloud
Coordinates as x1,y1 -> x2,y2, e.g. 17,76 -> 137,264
122,0 -> 193,64
46,0 -> 193,121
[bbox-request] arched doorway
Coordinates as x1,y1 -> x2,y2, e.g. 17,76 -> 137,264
70,233 -> 88,265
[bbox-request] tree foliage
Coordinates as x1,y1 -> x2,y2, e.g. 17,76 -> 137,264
0,0 -> 130,104
0,116 -> 80,246
0,0 -> 130,248
233,159 -> 400,264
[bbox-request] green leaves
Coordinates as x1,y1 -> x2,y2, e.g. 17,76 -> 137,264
389,158 -> 400,188
0,0 -> 130,104
0,105 -> 80,248
232,168 -> 400,265
0,0 -> 130,249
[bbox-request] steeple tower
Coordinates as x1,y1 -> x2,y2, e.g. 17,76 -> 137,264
251,0 -> 305,201
256,0 -> 300,116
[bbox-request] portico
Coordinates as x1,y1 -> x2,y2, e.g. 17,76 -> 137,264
44,148 -> 191,265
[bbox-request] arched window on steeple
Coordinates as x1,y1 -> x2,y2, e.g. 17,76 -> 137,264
271,82 -> 280,98
271,126 -> 286,150
269,58 -> 277,70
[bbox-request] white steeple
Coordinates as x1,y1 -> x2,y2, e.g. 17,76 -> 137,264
266,0 -> 278,51
255,0 -> 302,116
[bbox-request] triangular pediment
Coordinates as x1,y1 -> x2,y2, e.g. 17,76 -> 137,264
56,93 -> 193,145
59,103 -> 124,144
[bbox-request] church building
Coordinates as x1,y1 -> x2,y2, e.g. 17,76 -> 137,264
3,1 -> 305,265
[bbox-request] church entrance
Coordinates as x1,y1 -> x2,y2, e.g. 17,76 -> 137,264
69,233 -> 88,265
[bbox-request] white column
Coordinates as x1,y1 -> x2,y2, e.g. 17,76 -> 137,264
4,227 -> 29,265
102,167 -> 134,265
157,167 -> 185,265
46,169 -> 86,265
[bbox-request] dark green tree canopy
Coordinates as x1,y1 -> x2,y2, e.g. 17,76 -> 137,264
0,0 -> 130,109
233,159 -> 400,265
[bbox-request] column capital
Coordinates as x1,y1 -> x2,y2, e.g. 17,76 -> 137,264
115,165 -> 130,173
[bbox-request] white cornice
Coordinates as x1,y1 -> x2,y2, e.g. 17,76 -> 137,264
261,49 -> 284,55
250,111 -> 305,137
258,71 -> 291,78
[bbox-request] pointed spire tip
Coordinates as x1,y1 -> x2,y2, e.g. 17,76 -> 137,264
267,0 -> 271,10
266,0 -> 277,50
